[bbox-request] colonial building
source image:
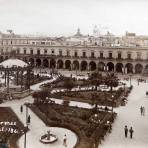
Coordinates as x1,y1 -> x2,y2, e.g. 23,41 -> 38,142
1,29 -> 148,75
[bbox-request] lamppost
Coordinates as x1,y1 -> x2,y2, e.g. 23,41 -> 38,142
129,74 -> 132,87
111,95 -> 114,121
24,101 -> 29,148
75,65 -> 78,79
123,83 -> 126,95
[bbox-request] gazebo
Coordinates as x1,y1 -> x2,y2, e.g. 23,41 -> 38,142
0,58 -> 32,93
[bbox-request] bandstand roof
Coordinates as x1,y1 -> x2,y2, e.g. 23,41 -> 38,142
0,58 -> 28,68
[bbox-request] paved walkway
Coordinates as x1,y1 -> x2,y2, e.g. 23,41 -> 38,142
1,73 -> 148,148
100,80 -> 148,148
0,77 -> 77,148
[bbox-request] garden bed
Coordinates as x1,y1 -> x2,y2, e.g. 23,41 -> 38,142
52,87 -> 130,107
29,103 -> 116,148
0,107 -> 25,148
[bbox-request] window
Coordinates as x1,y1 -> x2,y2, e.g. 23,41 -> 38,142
74,51 -> 78,57
137,52 -> 141,59
59,50 -> 62,56
41,42 -> 45,45
17,49 -> 20,54
67,50 -> 70,56
127,53 -> 131,59
30,49 -> 33,55
51,49 -> 54,54
83,52 -> 86,57
118,52 -> 122,59
37,50 -> 40,55
109,52 -> 112,59
91,52 -> 94,58
44,49 -> 47,54
100,52 -> 103,58
6,48 -> 8,53
24,49 -> 26,54
1,49 -> 3,53
147,52 -> 148,60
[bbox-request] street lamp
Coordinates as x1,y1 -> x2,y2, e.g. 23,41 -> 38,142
111,95 -> 114,121
76,65 -> 78,78
123,83 -> 126,95
129,74 -> 132,87
24,101 -> 29,148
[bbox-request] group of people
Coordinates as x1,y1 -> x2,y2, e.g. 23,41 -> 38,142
124,125 -> 134,139
20,105 -> 31,124
124,106 -> 146,139
140,106 -> 145,116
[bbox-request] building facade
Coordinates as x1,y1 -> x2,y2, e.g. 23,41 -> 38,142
1,30 -> 148,75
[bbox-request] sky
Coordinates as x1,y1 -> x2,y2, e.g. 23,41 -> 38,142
0,0 -> 148,36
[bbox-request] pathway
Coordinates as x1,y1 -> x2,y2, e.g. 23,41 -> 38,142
0,76 -> 77,148
100,80 -> 148,148
1,74 -> 148,148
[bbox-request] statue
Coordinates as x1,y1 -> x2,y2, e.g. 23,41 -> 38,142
47,130 -> 50,140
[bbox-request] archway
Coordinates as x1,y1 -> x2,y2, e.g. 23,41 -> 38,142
135,64 -> 143,74
23,58 -> 28,63
29,58 -> 34,66
89,61 -> 96,71
5,56 -> 8,60
144,65 -> 148,75
125,63 -> 133,73
73,60 -> 79,70
116,63 -> 123,73
36,58 -> 41,67
145,65 -> 148,70
43,59 -> 49,68
98,62 -> 105,71
50,59 -> 56,68
107,62 -> 114,71
81,61 -> 88,71
0,56 -> 3,62
65,60 -> 71,70
57,60 -> 64,69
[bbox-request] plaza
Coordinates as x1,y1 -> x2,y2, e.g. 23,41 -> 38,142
0,28 -> 148,148
0,57 -> 147,148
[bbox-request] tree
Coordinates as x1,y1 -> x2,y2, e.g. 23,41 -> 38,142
32,89 -> 50,104
89,72 -> 102,90
63,77 -> 74,92
104,72 -> 118,92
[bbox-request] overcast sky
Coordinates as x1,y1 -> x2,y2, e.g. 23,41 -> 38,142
0,0 -> 148,36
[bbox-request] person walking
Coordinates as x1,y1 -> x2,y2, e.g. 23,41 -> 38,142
124,125 -> 128,138
27,115 -> 31,124
129,127 -> 134,139
140,106 -> 143,116
143,107 -> 145,116
63,134 -> 67,147
20,105 -> 23,113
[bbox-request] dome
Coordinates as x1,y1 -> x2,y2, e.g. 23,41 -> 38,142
0,58 -> 28,68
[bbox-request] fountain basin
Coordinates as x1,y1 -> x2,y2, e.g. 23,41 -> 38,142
40,134 -> 58,144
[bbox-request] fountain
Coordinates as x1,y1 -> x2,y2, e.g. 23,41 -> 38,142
40,130 -> 58,144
